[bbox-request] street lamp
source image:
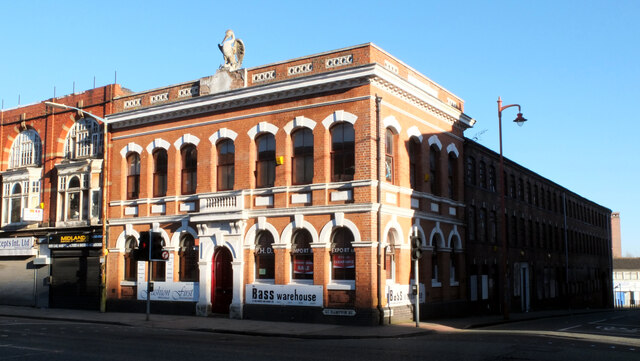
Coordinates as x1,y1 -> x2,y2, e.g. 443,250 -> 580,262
497,97 -> 527,320
45,101 -> 110,313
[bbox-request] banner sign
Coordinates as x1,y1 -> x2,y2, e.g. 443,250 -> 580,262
385,283 -> 425,307
49,233 -> 100,248
137,282 -> 199,302
246,284 -> 323,307
0,237 -> 36,256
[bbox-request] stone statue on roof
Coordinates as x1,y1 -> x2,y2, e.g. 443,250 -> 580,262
218,29 -> 245,71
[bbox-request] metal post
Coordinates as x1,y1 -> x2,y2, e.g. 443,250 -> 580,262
414,258 -> 420,328
497,97 -> 509,320
146,229 -> 152,321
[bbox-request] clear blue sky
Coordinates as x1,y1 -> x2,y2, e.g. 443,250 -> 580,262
1,1 -> 638,255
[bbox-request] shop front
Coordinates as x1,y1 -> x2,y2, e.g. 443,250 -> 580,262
0,236 -> 47,307
48,232 -> 101,310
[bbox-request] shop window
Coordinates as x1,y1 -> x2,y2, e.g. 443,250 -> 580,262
179,234 -> 199,282
153,149 -> 168,197
429,145 -> 440,196
448,153 -> 458,199
409,138 -> 421,190
331,228 -> 355,281
256,134 -> 275,188
126,153 -> 140,199
181,145 -> 197,195
292,128 -> 314,185
9,129 -> 42,168
124,236 -> 137,282
384,128 -> 395,183
330,123 -> 355,182
217,139 -> 235,191
64,118 -> 102,159
255,231 -> 275,280
291,230 -> 313,281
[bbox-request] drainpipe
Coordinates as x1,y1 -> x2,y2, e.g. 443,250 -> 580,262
375,95 -> 384,325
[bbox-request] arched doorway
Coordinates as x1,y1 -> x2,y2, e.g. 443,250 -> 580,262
212,247 -> 233,313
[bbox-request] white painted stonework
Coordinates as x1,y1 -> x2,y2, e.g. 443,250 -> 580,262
331,190 -> 352,202
255,196 -> 273,207
151,204 -> 166,214
430,203 -> 439,213
124,206 -> 138,216
291,193 -> 311,204
180,202 -> 195,212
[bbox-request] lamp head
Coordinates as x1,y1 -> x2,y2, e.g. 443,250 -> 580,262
513,113 -> 527,127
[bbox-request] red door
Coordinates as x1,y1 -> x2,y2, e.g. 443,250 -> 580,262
212,247 -> 233,313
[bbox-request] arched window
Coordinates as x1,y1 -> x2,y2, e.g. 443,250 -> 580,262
126,153 -> 140,199
64,118 -> 102,159
450,237 -> 459,284
179,234 -> 199,282
431,236 -> 440,284
330,123 -> 355,182
67,176 -> 82,220
429,145 -> 440,196
385,231 -> 396,282
331,228 -> 355,281
9,183 -> 23,223
409,138 -> 421,190
448,153 -> 458,199
181,145 -> 197,195
153,149 -> 168,197
384,128 -> 395,183
292,128 -> 314,185
217,139 -> 235,191
151,236 -> 166,282
124,236 -> 137,282
255,231 -> 275,280
256,134 -> 275,188
291,230 -> 313,281
9,129 -> 42,168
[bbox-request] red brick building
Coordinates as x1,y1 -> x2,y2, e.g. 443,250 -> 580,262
464,140 -> 612,314
0,85 -> 127,309
103,43 -> 474,324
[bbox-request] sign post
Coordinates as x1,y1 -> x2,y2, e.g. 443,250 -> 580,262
146,230 -> 152,321
410,235 -> 422,328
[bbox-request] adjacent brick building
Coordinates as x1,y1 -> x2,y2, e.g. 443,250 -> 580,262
464,140 -> 612,314
0,85 -> 127,309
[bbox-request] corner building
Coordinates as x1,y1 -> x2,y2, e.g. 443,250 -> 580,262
105,44 -> 474,324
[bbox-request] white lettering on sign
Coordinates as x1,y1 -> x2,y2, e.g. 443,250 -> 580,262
246,284 -> 323,307
322,308 -> 356,316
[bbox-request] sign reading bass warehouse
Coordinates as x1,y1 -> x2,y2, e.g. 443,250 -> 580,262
246,284 -> 323,307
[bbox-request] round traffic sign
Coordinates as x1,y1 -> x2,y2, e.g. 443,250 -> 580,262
161,250 -> 169,260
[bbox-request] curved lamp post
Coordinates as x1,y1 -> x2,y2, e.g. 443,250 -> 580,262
45,101 -> 110,313
497,97 -> 527,320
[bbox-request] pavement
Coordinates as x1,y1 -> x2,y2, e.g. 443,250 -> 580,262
0,305 -> 611,339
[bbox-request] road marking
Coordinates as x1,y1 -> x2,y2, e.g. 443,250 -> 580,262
558,324 -> 582,331
589,319 -> 607,324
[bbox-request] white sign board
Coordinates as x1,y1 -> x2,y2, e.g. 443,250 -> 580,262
385,283 -> 425,307
0,237 -> 36,256
22,208 -> 43,222
246,284 -> 323,307
137,282 -> 199,302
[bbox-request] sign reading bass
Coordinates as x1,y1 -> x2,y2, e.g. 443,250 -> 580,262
246,284 -> 323,307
